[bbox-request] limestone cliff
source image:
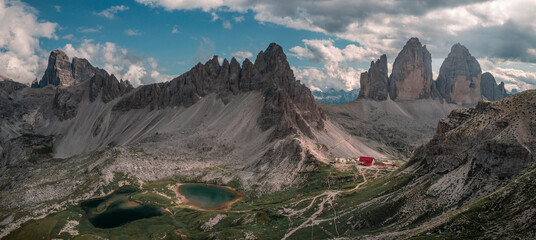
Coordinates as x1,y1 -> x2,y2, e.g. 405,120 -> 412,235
358,54 -> 389,101
436,43 -> 482,105
388,38 -> 434,101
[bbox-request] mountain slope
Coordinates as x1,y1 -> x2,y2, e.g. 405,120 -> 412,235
321,90 -> 536,238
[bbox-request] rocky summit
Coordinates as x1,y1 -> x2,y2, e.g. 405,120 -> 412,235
358,54 -> 389,100
436,43 -> 482,105
389,37 -> 435,101
481,71 -> 508,101
32,50 -> 107,88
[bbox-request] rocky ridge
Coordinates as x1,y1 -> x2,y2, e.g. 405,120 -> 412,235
114,43 -> 325,138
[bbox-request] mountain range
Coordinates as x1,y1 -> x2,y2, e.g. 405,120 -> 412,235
311,88 -> 359,104
0,39 -> 533,239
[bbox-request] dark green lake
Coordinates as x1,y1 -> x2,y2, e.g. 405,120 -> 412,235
178,184 -> 240,209
81,188 -> 164,228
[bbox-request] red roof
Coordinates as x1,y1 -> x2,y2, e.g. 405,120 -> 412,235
391,164 -> 396,167
359,156 -> 374,163
363,162 -> 372,166
380,164 -> 387,166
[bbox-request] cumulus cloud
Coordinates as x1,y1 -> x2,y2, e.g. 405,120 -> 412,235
63,39 -> 171,86
231,51 -> 252,61
124,29 -> 142,36
54,5 -> 61,12
96,5 -> 129,19
290,39 -> 379,63
289,39 -> 381,90
293,62 -> 363,91
0,0 -> 58,84
134,0 -> 536,90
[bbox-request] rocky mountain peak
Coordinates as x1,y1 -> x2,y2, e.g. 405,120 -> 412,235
32,49 -> 107,88
254,42 -> 290,74
436,43 -> 482,105
481,72 -> 508,101
388,37 -> 434,101
358,54 -> 389,100
33,49 -> 75,88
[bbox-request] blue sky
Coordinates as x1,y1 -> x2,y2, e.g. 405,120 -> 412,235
1,0 -> 535,91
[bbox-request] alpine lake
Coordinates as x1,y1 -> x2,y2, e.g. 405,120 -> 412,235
81,184 -> 241,228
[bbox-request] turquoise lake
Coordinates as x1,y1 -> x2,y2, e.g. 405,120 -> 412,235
178,184 -> 240,209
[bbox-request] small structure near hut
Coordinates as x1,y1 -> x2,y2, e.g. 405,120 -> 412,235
359,156 -> 375,166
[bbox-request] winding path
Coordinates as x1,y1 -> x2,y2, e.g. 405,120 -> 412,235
282,166 -> 369,239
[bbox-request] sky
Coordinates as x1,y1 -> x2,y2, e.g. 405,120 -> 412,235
0,0 -> 535,92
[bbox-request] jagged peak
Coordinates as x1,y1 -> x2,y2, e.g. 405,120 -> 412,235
206,55 -> 220,66
230,57 -> 240,67
222,58 -> 229,66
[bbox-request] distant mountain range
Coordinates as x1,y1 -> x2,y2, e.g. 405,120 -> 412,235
311,88 -> 359,104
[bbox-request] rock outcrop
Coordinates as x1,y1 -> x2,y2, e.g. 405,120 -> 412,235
114,43 -> 325,138
388,38 -> 434,101
480,72 -> 508,101
358,54 -> 389,101
413,90 -> 536,196
32,50 -> 106,88
436,43 -> 482,105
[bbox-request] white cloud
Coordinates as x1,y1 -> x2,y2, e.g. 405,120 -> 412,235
210,12 -> 219,21
124,29 -> 142,36
231,51 -> 252,61
63,39 -> 171,86
293,62 -> 363,91
0,0 -> 58,84
290,39 -> 379,63
96,5 -> 129,19
78,25 -> 102,33
135,0 -> 248,12
289,39 -> 379,90
233,15 -> 244,22
62,34 -> 74,40
133,0 -> 536,63
171,25 -> 179,34
54,5 -> 61,12
222,20 -> 232,29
